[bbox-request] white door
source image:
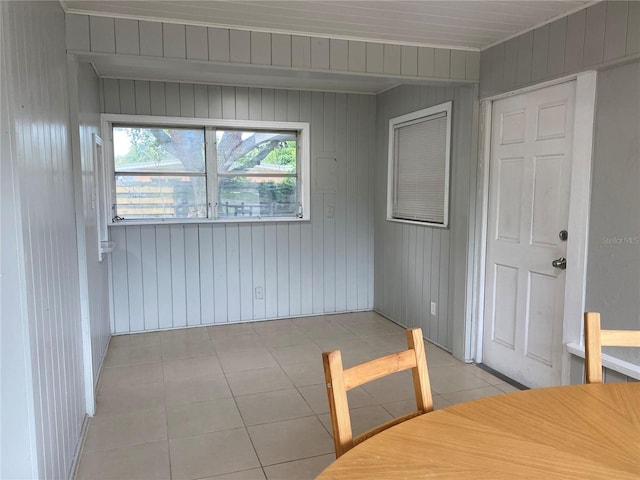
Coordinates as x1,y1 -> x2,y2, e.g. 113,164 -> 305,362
483,81 -> 576,388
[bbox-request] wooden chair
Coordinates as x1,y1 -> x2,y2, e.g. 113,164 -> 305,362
322,327 -> 433,458
584,312 -> 640,383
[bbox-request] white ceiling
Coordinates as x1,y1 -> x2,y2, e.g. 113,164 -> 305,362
62,0 -> 593,51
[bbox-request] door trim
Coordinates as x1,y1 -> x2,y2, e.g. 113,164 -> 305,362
472,71 -> 597,385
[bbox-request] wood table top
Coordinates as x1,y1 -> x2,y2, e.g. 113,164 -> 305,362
317,382 -> 640,479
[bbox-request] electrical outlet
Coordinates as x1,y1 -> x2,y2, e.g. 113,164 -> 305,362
430,302 -> 437,316
255,286 -> 264,299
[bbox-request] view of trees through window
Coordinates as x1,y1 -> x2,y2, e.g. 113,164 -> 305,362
113,126 -> 298,220
216,130 -> 297,218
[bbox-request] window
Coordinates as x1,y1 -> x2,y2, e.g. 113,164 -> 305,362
113,126 -> 207,220
102,115 -> 310,223
387,101 -> 452,227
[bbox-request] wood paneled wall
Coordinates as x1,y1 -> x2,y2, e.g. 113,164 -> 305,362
66,13 -> 480,82
1,2 -> 86,479
480,1 -> 640,98
103,81 -> 375,333
0,3 -> 38,476
374,84 -> 478,356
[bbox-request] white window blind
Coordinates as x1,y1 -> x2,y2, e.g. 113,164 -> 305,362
387,102 -> 451,227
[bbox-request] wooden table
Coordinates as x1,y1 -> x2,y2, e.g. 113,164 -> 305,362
317,383 -> 640,479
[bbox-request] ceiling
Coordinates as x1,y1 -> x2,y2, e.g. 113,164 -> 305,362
61,0 -> 593,51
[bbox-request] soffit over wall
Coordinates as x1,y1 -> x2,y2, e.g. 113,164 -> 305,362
79,52 -> 457,95
61,0 -> 592,50
65,12 -> 479,93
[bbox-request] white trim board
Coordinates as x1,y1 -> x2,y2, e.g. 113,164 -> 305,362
481,72 -> 591,103
561,71 -> 597,384
67,414 -> 90,480
566,343 -> 640,381
66,57 -> 96,416
471,100 -> 492,363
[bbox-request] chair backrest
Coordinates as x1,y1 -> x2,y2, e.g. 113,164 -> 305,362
322,327 -> 433,458
584,312 -> 640,383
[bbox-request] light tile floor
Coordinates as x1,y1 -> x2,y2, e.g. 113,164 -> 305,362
75,312 -> 517,480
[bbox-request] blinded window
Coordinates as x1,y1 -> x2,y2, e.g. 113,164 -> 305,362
387,102 -> 451,227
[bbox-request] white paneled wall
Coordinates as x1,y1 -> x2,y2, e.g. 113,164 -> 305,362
1,2 -> 86,479
480,1 -> 640,98
66,13 -> 480,82
103,81 -> 375,333
374,84 -> 478,357
1,4 -> 38,477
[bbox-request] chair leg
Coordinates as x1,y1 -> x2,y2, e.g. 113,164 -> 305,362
584,312 -> 603,384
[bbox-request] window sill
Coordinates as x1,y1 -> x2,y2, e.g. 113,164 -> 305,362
386,217 -> 449,228
566,342 -> 640,380
109,216 -> 309,227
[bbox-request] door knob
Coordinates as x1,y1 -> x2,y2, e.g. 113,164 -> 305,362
552,257 -> 567,270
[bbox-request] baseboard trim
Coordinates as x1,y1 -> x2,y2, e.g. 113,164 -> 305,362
111,309 -> 374,336
372,308 -> 453,353
67,414 -> 90,480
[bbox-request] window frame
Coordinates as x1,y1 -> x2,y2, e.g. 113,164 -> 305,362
386,101 -> 452,228
101,114 -> 311,225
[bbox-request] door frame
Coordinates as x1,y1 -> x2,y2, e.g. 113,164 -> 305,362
471,71 -> 597,385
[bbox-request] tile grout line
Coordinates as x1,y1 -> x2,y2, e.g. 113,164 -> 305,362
238,322 -> 335,475
161,336 -> 174,480
212,326 -> 269,479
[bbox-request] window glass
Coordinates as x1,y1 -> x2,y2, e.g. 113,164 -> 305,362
115,175 -> 207,219
216,130 -> 297,174
218,177 -> 297,218
216,129 -> 298,218
113,126 -> 207,220
114,126 -> 205,173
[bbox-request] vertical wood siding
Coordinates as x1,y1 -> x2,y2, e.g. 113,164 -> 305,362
1,2 -> 86,478
1,4 -> 38,477
104,82 -> 375,333
66,13 -> 480,83
480,1 -> 640,98
374,85 -> 477,353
